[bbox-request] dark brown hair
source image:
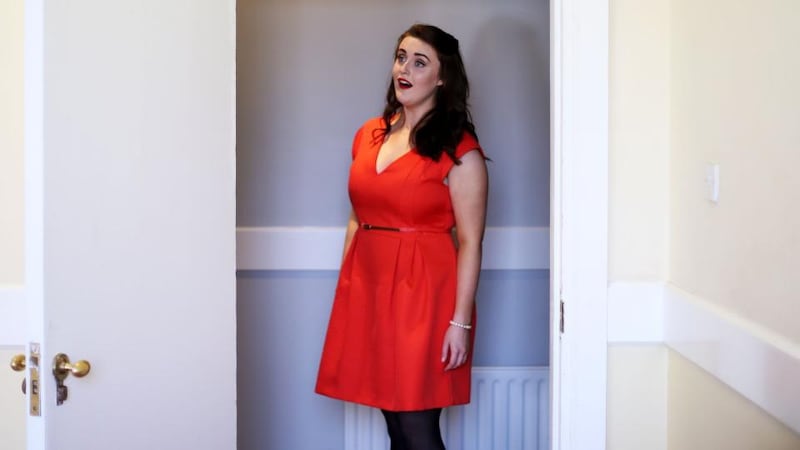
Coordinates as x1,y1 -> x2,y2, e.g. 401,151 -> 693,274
380,24 -> 478,164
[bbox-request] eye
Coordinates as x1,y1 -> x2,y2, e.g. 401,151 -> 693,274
415,60 -> 426,68
396,53 -> 407,63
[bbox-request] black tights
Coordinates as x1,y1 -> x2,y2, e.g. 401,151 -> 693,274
381,408 -> 445,450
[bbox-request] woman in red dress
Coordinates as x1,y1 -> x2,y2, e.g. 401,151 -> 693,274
316,23 -> 488,449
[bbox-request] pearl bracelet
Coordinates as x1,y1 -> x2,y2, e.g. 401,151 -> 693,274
449,320 -> 472,330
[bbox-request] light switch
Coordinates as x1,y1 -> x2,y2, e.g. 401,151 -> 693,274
705,163 -> 720,203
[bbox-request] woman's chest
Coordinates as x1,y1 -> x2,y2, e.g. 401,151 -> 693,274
348,140 -> 453,217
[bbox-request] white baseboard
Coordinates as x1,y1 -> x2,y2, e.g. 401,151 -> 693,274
0,286 -> 25,346
236,226 -> 549,271
607,281 -> 664,343
608,281 -> 800,435
664,284 -> 800,434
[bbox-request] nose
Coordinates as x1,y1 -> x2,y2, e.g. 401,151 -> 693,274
398,60 -> 409,74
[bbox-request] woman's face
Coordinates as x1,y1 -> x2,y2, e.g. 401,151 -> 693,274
392,36 -> 443,111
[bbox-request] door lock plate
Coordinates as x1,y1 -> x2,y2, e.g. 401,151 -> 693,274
29,343 -> 41,416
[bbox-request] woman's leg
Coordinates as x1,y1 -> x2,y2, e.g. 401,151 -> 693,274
382,408 -> 445,450
381,409 -> 407,450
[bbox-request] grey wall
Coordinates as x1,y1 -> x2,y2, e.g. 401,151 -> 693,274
237,270 -> 548,450
472,270 -> 549,366
237,0 -> 550,227
237,271 -> 344,450
236,0 -> 549,449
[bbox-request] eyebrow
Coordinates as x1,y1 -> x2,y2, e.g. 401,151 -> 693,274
398,48 -> 431,62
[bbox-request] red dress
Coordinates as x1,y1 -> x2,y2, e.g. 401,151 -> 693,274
315,117 -> 482,411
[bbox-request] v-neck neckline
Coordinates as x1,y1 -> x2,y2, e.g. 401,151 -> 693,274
374,144 -> 414,175
372,116 -> 417,175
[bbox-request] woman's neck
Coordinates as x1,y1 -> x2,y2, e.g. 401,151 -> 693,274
398,102 -> 434,132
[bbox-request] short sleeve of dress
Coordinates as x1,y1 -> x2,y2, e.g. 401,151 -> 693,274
441,131 -> 484,179
351,125 -> 365,160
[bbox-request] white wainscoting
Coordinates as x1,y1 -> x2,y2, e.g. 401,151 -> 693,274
345,367 -> 550,450
607,281 -> 664,343
607,281 -> 800,435
664,284 -> 800,435
236,226 -> 550,271
0,286 -> 25,345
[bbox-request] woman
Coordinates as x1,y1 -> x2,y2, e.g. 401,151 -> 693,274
316,23 -> 488,450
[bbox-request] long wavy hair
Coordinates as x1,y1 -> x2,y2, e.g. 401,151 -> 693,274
380,24 -> 478,164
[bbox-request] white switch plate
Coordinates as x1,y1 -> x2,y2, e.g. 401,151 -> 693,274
705,163 -> 720,203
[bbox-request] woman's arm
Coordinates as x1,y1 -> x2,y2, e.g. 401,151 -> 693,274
341,209 -> 360,264
441,149 -> 488,370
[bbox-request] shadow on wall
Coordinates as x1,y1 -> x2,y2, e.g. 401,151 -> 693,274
470,15 -> 550,227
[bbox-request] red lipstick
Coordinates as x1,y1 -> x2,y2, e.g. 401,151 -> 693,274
397,77 -> 413,90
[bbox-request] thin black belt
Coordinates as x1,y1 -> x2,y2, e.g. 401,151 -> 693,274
361,223 -> 450,233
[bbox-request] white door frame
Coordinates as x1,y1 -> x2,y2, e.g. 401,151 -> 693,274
550,0 -> 609,449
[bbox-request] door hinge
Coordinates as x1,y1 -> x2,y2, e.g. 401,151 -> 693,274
559,299 -> 565,334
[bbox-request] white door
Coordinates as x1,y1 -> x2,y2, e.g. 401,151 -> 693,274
20,1 -> 237,449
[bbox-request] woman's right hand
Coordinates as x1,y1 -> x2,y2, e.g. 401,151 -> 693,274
441,324 -> 470,371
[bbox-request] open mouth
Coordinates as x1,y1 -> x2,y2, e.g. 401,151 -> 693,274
397,78 -> 413,90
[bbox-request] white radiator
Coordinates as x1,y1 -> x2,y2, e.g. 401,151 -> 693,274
345,366 -> 550,450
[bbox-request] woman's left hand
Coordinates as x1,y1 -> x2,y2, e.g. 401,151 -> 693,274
441,325 -> 471,371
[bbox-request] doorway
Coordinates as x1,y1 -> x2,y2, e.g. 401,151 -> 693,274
235,1 -> 551,449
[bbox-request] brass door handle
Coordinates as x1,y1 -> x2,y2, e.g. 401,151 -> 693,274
52,353 -> 91,406
10,354 -> 25,372
53,353 -> 91,380
10,354 -> 26,395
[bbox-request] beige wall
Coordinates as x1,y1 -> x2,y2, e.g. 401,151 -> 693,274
608,347 -> 800,450
0,0 -> 25,286
668,351 -> 800,450
610,0 -> 800,340
609,0 -> 800,448
608,0 -> 671,281
669,0 -> 800,343
0,2 -> 26,448
608,8 -> 672,446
